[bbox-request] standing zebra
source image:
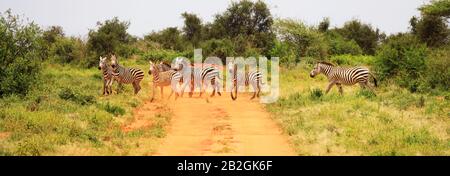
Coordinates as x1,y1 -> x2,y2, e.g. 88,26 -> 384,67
110,54 -> 145,95
148,61 -> 183,102
227,60 -> 263,100
309,61 -> 377,94
173,58 -> 222,98
98,56 -> 115,95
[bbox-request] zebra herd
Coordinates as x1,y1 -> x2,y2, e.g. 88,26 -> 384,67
98,55 -> 377,101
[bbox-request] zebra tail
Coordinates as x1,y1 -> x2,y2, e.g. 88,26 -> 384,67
369,72 -> 378,87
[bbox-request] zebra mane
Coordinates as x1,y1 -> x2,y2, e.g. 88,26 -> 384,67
318,61 -> 335,66
160,62 -> 171,68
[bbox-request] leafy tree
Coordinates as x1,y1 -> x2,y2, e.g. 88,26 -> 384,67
210,0 -> 275,55
0,10 -> 42,97
336,19 -> 385,55
43,26 -> 64,44
375,34 -> 428,92
325,30 -> 362,55
86,17 -> 135,67
318,17 -> 330,33
274,19 -> 328,59
181,12 -> 203,47
410,0 -> 449,47
145,27 -> 186,51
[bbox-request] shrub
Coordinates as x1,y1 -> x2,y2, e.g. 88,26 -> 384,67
269,40 -> 297,67
200,39 -> 236,61
329,55 -> 375,66
309,88 -> 323,100
0,10 -> 43,97
374,34 -> 428,92
58,88 -> 95,105
325,31 -> 363,55
103,102 -> 125,116
423,47 -> 449,91
141,49 -> 190,63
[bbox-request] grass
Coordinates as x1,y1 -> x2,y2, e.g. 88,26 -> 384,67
266,62 -> 449,156
0,58 -> 171,156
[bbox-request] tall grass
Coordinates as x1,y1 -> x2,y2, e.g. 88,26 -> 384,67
0,58 -> 170,155
267,62 -> 449,155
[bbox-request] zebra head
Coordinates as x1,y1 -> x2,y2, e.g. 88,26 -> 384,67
172,57 -> 184,71
227,60 -> 236,75
110,54 -> 119,70
98,56 -> 108,70
148,61 -> 157,75
310,63 -> 320,78
310,62 -> 334,78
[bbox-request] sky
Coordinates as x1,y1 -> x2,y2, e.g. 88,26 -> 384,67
0,0 -> 429,37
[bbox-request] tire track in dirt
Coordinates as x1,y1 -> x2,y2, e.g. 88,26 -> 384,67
148,87 -> 295,156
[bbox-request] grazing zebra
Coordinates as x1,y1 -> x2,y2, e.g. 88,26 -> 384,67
148,61 -> 183,101
110,54 -> 145,95
309,61 -> 377,94
98,56 -> 115,95
227,60 -> 263,100
173,58 -> 222,98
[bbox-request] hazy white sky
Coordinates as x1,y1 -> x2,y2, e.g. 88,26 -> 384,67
0,0 -> 429,37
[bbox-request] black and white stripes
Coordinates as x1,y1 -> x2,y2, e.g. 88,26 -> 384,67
110,54 -> 145,94
148,61 -> 183,101
228,60 -> 263,100
98,56 -> 115,95
309,61 -> 377,94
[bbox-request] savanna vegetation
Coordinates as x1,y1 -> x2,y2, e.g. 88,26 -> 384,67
0,0 -> 448,155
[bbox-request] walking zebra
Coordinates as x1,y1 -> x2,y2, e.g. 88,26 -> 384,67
110,54 -> 145,95
227,60 -> 263,100
173,58 -> 222,98
309,61 -> 377,94
98,56 -> 115,95
148,61 -> 183,102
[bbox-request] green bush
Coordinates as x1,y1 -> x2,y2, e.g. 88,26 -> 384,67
200,39 -> 236,61
309,88 -> 323,100
374,34 -> 428,92
58,88 -> 95,105
329,54 -> 375,66
141,49 -> 191,63
103,102 -> 125,116
0,10 -> 43,97
423,47 -> 449,91
325,31 -> 363,55
269,40 -> 297,67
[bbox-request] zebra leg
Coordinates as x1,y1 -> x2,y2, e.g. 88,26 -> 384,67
151,85 -> 156,102
250,81 -> 257,100
135,81 -> 142,95
336,83 -> 343,95
107,79 -> 113,95
216,79 -> 222,96
102,80 -> 107,95
160,86 -> 164,98
256,81 -> 261,98
325,82 -> 336,94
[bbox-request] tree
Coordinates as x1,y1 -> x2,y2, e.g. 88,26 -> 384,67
210,0 -> 275,55
336,19 -> 384,55
181,12 -> 203,47
86,17 -> 134,67
410,0 -> 450,47
145,27 -> 185,51
318,17 -> 330,33
43,26 -> 64,44
0,9 -> 42,97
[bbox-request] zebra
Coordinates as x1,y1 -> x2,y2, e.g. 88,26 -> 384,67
110,54 -> 145,95
173,58 -> 222,98
157,61 -> 172,72
148,61 -> 183,102
227,60 -> 263,100
309,61 -> 377,94
98,56 -> 115,95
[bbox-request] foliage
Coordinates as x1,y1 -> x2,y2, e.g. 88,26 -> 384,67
0,10 -> 43,97
274,19 -> 328,60
374,34 -> 428,92
328,55 -> 375,66
336,19 -> 385,55
424,47 -> 449,91
318,17 -> 330,33
86,17 -> 135,67
145,27 -> 187,51
325,31 -> 363,55
418,0 -> 450,17
181,12 -> 203,47
200,39 -> 236,61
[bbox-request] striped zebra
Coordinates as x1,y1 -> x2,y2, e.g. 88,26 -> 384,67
158,61 -> 172,72
309,61 -> 377,94
227,60 -> 263,100
98,56 -> 115,95
148,61 -> 183,101
110,54 -> 145,95
173,58 -> 222,98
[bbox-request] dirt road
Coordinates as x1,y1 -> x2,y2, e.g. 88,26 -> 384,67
129,87 -> 296,156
